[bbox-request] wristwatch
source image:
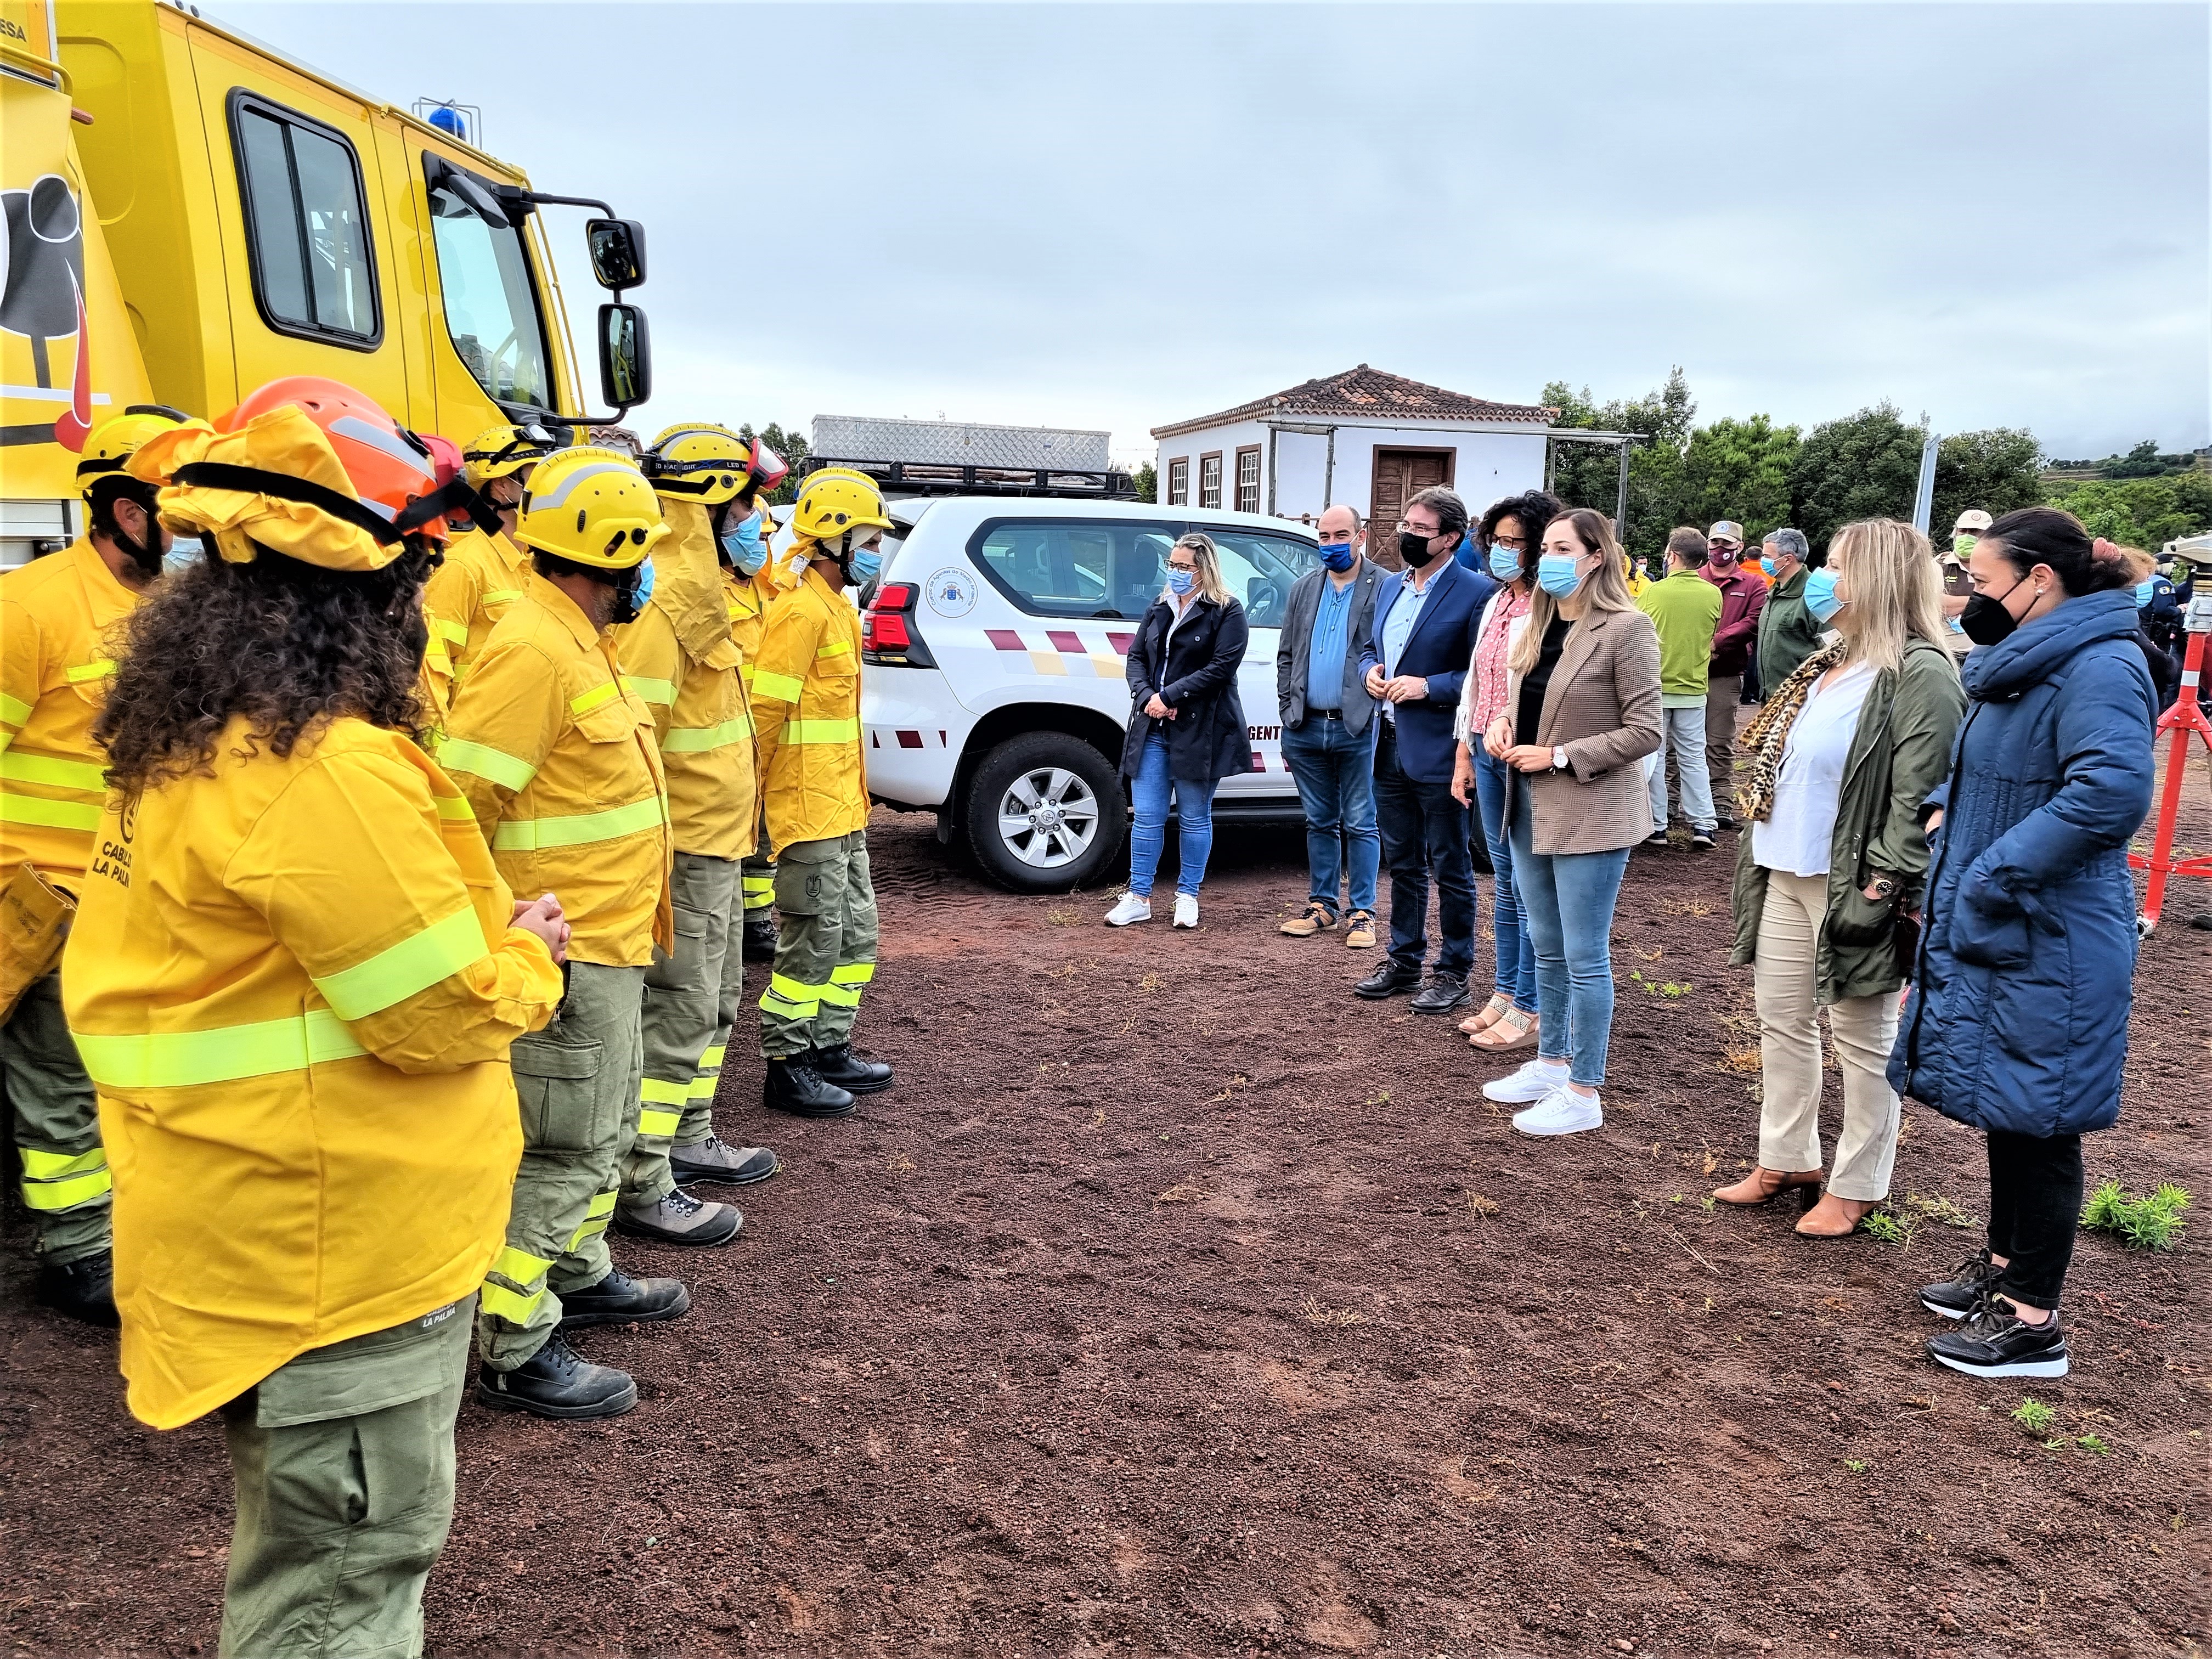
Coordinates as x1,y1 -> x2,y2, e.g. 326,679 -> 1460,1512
1866,874 -> 1898,901
1550,747 -> 1570,771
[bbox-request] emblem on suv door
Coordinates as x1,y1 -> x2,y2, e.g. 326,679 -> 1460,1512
925,568 -> 976,618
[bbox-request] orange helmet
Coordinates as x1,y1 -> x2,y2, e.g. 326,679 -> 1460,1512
749,437 -> 789,492
221,376 -> 455,541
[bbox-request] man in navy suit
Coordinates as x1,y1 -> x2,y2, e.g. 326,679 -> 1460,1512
1354,486 -> 1497,1015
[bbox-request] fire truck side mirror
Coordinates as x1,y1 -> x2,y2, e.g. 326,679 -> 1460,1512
586,218 -> 646,291
597,303 -> 651,411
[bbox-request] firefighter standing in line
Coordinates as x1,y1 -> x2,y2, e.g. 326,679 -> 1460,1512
1,404 -> 205,1326
751,469 -> 897,1117
421,422 -> 556,707
65,386 -> 566,1656
441,445 -> 704,1420
613,425 -> 780,1234
726,435 -> 789,962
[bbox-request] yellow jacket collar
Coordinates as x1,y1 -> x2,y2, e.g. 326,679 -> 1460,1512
527,569 -> 610,652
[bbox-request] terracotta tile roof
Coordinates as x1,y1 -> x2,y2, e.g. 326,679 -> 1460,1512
1150,365 -> 1555,439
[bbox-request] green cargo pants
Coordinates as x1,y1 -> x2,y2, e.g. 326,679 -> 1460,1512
758,831 -> 878,1059
218,1294 -> 474,1659
741,817 -> 777,921
621,853 -> 739,1205
2,969 -> 111,1263
477,962 -> 646,1369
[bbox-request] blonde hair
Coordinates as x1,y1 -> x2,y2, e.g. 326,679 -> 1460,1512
1509,508 -> 1637,675
1827,519 -> 1947,674
1169,532 -> 1233,606
2116,545 -> 2157,583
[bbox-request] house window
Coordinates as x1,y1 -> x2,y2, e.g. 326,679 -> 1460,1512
229,91 -> 380,348
1234,445 -> 1261,515
1199,452 -> 1222,510
1166,457 -> 1189,506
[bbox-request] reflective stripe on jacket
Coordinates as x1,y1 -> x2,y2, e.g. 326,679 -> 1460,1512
750,565 -> 867,854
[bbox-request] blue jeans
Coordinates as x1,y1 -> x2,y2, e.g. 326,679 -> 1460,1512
1474,747 -> 1538,1008
1373,720 -> 1476,977
1127,733 -> 1217,898
1509,813 -> 1631,1087
1280,715 -> 1379,915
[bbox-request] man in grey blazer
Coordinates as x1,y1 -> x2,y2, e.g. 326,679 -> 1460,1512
1275,504 -> 1386,946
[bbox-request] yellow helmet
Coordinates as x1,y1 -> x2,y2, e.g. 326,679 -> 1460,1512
789,467 -> 892,544
642,424 -> 754,506
462,422 -> 557,488
77,404 -> 210,502
512,447 -> 668,570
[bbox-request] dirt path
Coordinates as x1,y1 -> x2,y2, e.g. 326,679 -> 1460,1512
4,764 -> 2208,1657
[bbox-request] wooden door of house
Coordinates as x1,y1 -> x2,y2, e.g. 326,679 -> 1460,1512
1368,447 -> 1454,569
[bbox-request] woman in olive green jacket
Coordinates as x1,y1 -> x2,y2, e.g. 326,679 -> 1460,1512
1714,521 -> 1966,1236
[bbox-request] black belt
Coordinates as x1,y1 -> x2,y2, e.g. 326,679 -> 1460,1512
1310,707 -> 1344,721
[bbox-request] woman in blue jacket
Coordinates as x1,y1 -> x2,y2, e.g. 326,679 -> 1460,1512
1896,508 -> 2155,1382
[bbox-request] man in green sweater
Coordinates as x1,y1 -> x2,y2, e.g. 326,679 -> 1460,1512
1757,528 -> 1826,692
1637,528 -> 1726,848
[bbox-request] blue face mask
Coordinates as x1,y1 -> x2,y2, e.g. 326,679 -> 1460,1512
1803,567 -> 1843,623
721,509 -> 768,575
1488,545 -> 1523,583
1535,553 -> 1585,597
1167,567 -> 1195,597
631,555 -> 657,609
1759,555 -> 1778,577
1318,540 -> 1355,573
162,536 -> 205,576
2135,579 -> 2157,605
847,544 -> 882,585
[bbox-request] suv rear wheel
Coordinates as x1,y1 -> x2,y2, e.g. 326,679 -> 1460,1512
964,731 -> 1126,894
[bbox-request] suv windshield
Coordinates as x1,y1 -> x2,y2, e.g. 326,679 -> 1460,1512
427,175 -> 552,410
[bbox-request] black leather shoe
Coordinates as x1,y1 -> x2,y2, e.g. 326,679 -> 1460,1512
556,1267 -> 690,1329
34,1251 -> 119,1329
741,912 -> 780,962
477,1333 -> 637,1420
763,1055 -> 857,1118
1353,958 -> 1423,1000
1410,970 -> 1472,1015
811,1042 -> 893,1094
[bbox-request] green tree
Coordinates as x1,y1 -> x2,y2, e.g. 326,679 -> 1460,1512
737,422 -> 811,506
1132,461 -> 1157,504
1788,402 -> 1927,554
1542,366 -> 1694,566
2047,473 -> 2212,550
1678,415 -> 1802,545
1931,427 -> 2044,542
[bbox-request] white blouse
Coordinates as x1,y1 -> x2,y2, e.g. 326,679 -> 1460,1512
1753,661 -> 1876,878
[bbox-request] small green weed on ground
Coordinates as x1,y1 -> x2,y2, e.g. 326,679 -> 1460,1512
2081,1181 -> 2191,1251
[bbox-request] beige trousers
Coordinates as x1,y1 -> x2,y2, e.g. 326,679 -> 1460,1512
1753,869 -> 1900,1201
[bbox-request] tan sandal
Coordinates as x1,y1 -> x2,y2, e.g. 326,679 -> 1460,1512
1459,994 -> 1515,1035
1471,1008 -> 1538,1050
1711,1165 -> 1822,1206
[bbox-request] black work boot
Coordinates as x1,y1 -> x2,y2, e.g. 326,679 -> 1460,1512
477,1333 -> 637,1420
811,1042 -> 894,1095
612,1187 -> 741,1247
763,1054 -> 857,1118
670,1137 -> 781,1187
35,1250 -> 119,1329
556,1267 -> 690,1329
742,911 -> 780,962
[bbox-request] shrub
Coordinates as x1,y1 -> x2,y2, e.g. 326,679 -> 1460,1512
2081,1181 -> 2191,1252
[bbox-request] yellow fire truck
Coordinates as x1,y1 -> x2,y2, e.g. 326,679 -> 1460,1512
0,0 -> 651,566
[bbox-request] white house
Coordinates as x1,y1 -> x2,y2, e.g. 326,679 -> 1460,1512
1150,365 -> 1554,533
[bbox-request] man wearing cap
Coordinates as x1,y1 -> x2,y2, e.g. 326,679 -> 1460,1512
1699,520 -> 1767,826
1939,510 -> 1991,656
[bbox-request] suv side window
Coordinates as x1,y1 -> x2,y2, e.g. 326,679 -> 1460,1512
229,92 -> 380,348
970,520 -> 1182,620
1203,529 -> 1319,629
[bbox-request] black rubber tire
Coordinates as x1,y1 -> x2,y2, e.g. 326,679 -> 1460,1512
964,731 -> 1127,894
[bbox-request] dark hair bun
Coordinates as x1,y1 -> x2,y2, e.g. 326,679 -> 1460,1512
1985,505 -> 2131,596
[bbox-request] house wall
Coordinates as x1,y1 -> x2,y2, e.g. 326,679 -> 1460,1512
1154,421 -> 1549,524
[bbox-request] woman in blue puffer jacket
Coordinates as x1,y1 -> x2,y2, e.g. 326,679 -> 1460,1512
1894,508 -> 2155,1383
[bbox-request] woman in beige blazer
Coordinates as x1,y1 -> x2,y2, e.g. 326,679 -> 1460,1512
1466,507 -> 1661,1137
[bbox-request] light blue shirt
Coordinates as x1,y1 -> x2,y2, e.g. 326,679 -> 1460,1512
1306,575 -> 1355,710
1380,567 -> 1436,680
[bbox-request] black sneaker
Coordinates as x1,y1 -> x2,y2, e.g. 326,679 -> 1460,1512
477,1333 -> 638,1420
1409,971 -> 1472,1016
34,1251 -> 120,1329
1690,829 -> 1716,850
1643,830 -> 1671,848
1919,1249 -> 2000,1319
1926,1300 -> 2069,1380
556,1267 -> 690,1329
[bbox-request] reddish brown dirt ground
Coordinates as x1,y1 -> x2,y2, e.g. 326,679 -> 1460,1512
4,741 -> 2209,1659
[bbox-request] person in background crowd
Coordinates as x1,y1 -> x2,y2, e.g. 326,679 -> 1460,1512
1634,527 -> 1724,849
1451,489 -> 1562,1054
1714,520 -> 1964,1235
1898,507 -> 2155,1380
1353,487 -> 1496,1015
1937,509 -> 1989,658
1276,505 -> 1385,948
1478,509 -> 1661,1135
1108,533 -> 1252,929
2116,545 -> 2181,709
1757,528 -> 1829,693
1700,521 -> 1767,827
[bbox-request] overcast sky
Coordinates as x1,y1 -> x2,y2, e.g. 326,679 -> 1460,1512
223,2 -> 2209,465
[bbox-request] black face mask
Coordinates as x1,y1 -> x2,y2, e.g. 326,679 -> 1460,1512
607,563 -> 647,627
1958,574 -> 2025,647
1399,528 -> 1442,568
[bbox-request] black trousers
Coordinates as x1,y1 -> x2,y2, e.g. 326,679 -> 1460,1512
1373,720 -> 1475,978
1987,1128 -> 2083,1311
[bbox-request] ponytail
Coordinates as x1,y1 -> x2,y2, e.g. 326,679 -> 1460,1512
1983,506 -> 2131,596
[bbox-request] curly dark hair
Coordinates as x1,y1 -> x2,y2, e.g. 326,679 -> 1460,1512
1478,489 -> 1564,582
95,540 -> 436,792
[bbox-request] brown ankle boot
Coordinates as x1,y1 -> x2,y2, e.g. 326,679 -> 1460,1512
1796,1194 -> 1878,1237
1711,1165 -> 1823,1205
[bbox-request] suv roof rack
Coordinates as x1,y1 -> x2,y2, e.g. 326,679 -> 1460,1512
798,457 -> 1138,500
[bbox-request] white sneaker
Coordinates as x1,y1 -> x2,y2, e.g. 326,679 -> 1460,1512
1512,1085 -> 1604,1137
1482,1057 -> 1569,1103
1173,893 -> 1199,929
1104,892 -> 1152,927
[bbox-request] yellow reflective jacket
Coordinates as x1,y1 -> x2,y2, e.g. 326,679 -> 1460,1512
0,539 -> 139,888
728,560 -> 770,692
441,574 -> 673,965
751,562 -> 867,854
422,524 -> 532,704
61,716 -> 561,1430
616,500 -> 755,860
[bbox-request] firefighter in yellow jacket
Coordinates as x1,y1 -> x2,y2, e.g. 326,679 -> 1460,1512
420,422 -> 555,707
721,433 -> 788,962
441,445 -> 696,1420
751,470 -> 899,1116
1,404 -> 204,1325
63,385 -> 566,1656
613,425 -> 780,1236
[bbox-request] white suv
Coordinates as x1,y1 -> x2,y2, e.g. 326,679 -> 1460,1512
843,495 -> 1322,892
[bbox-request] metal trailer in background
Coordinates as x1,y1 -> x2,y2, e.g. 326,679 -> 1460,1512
806,414 -> 1134,499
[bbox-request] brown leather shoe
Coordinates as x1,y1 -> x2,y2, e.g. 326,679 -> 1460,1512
1280,901 -> 1337,938
1796,1194 -> 1878,1237
1711,1165 -> 1822,1206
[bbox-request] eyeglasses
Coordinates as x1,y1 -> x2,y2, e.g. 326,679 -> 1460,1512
1396,520 -> 1439,537
1167,561 -> 1198,572
1490,532 -> 1528,550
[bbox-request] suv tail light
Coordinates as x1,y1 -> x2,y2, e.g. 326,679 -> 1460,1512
862,580 -> 936,668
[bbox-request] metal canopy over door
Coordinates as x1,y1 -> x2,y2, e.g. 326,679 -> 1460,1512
1368,445 -> 1454,570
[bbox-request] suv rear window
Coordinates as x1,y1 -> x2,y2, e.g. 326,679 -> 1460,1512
1202,529 -> 1320,629
970,520 -> 1183,620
